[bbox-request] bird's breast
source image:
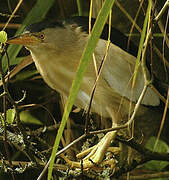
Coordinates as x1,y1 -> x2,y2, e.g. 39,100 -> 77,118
30,49 -> 96,111
31,52 -> 74,94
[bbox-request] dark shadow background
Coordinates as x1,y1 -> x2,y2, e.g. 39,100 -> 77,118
0,0 -> 169,179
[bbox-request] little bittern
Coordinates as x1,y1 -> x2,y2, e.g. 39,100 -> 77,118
7,16 -> 160,168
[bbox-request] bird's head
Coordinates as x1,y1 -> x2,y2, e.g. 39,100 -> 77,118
7,20 -> 81,53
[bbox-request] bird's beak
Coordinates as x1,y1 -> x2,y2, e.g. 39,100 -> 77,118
7,33 -> 40,46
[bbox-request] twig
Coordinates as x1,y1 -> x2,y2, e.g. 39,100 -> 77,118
122,171 -> 169,180
37,134 -> 86,180
115,1 -> 141,32
119,138 -> 169,161
0,47 -> 37,163
152,0 -> 169,49
2,0 -> 23,31
0,160 -> 68,171
154,0 -> 169,22
127,0 -> 144,49
84,11 -> 112,132
113,137 -> 169,178
154,86 -> 169,150
0,23 -> 20,29
0,55 -> 33,87
0,51 -> 15,180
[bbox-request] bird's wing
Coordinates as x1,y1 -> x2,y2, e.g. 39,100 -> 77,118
70,16 -> 160,106
95,39 -> 160,106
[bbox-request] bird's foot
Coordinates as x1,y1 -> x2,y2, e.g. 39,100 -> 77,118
61,131 -> 120,171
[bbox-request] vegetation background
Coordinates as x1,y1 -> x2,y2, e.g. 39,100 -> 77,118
0,0 -> 169,179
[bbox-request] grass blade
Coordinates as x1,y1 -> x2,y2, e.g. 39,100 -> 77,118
47,0 -> 116,179
132,0 -> 152,87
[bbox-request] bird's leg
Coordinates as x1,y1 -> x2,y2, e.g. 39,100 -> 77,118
82,130 -> 117,162
60,130 -> 120,170
72,107 -> 121,168
76,145 -> 120,159
60,108 -> 121,170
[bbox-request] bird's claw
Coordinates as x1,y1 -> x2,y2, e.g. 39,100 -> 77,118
60,131 -> 121,171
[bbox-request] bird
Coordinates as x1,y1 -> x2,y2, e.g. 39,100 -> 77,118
7,16 -> 160,168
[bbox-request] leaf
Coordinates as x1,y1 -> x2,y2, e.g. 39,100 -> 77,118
6,109 -> 16,124
0,109 -> 15,125
48,0 -> 116,179
145,137 -> 169,171
76,0 -> 83,16
15,70 -> 38,81
132,0 -> 152,87
0,31 -> 7,43
1,109 -> 42,125
20,111 -> 42,125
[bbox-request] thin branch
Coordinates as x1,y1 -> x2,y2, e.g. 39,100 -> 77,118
115,1 -> 142,32
152,0 -> 169,49
114,137 -> 169,178
85,11 -> 112,132
2,0 -> 23,31
154,86 -> 169,150
122,171 -> 169,180
37,134 -> 87,180
154,0 -> 169,22
0,23 -> 20,29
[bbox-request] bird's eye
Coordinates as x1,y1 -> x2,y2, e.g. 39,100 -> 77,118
40,33 -> 45,40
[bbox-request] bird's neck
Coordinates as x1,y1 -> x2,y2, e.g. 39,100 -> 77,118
28,37 -> 86,95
